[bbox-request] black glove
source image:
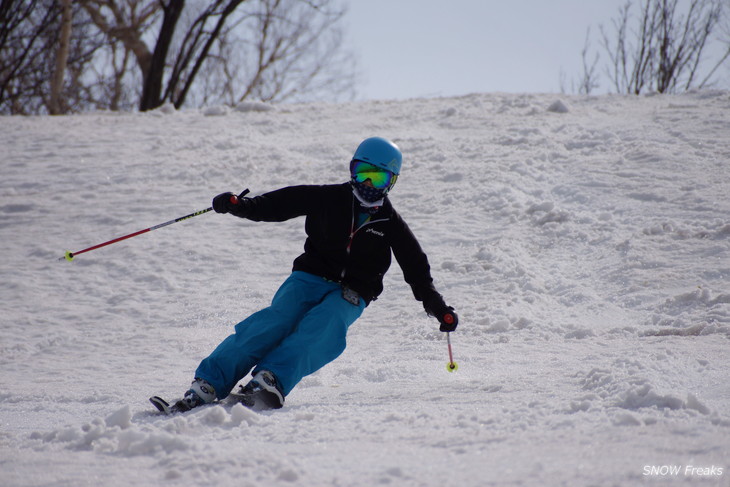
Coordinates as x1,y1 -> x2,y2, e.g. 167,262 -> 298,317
212,192 -> 236,213
437,306 -> 458,332
212,189 -> 252,217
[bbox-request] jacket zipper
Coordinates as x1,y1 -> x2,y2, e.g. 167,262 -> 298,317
341,197 -> 387,280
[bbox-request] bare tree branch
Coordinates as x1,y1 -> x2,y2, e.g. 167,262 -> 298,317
577,27 -> 600,94
166,0 -> 248,108
80,0 -> 157,81
2,0 -> 356,113
593,0 -> 726,94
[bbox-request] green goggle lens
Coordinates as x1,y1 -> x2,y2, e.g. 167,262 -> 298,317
351,161 -> 396,189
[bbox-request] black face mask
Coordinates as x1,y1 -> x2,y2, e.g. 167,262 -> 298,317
351,180 -> 387,203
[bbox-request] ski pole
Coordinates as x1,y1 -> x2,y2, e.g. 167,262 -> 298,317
60,189 -> 249,262
446,332 -> 458,372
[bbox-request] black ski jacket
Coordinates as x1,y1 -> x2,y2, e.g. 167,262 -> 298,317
233,183 -> 447,312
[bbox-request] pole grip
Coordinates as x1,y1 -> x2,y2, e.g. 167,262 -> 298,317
229,188 -> 251,205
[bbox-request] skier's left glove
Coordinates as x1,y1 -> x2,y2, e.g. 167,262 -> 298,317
436,306 -> 458,332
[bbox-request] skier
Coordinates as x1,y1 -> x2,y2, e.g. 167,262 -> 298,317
154,137 -> 458,413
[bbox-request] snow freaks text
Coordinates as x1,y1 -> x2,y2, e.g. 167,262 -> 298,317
642,465 -> 724,477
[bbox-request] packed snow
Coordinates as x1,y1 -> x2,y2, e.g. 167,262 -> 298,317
1,91 -> 729,486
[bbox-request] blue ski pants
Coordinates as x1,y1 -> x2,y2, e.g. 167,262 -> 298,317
195,271 -> 366,399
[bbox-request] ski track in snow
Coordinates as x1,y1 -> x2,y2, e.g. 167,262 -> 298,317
1,92 -> 729,486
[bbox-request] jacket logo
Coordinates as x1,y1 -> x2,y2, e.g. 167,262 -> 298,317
365,228 -> 385,237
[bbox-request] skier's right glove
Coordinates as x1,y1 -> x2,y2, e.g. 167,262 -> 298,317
436,306 -> 459,332
212,190 -> 252,217
212,192 -> 236,213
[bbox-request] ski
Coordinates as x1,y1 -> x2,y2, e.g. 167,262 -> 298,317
148,395 -> 205,415
149,396 -> 178,415
150,372 -> 284,415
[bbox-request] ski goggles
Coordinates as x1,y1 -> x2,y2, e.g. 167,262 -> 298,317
350,160 -> 397,189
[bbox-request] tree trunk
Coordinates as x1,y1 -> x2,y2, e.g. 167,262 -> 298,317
49,0 -> 72,114
140,0 -> 185,111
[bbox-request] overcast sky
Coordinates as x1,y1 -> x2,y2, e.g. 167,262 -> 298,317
343,0 -> 725,100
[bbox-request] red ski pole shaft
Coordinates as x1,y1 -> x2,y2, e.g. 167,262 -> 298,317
446,332 -> 458,372
61,190 -> 248,262
447,333 -> 454,363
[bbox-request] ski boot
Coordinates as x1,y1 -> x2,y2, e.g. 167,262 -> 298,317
150,378 -> 216,414
232,370 -> 285,411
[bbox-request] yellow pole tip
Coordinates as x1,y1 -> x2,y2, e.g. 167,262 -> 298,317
446,362 -> 458,373
64,251 -> 74,262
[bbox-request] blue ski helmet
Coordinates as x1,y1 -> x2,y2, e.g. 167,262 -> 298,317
351,137 -> 402,175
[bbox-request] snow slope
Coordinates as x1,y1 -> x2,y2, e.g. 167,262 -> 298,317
1,91 -> 729,486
